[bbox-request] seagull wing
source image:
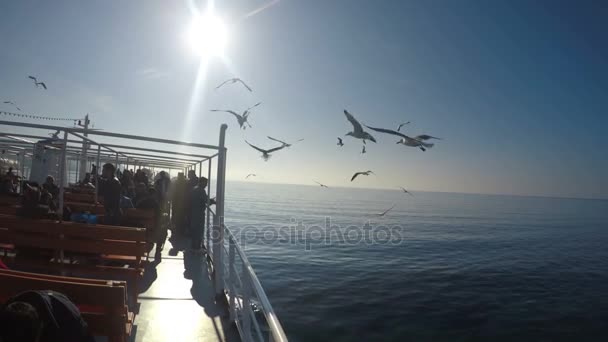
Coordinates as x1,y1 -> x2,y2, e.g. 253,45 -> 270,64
215,79 -> 232,89
267,136 -> 288,145
245,102 -> 261,113
415,134 -> 442,141
365,125 -> 410,140
378,204 -> 396,216
237,78 -> 253,92
28,76 -> 37,81
245,140 -> 268,154
397,122 -> 411,131
351,172 -> 362,182
266,144 -> 287,153
39,82 -> 47,89
344,110 -> 364,134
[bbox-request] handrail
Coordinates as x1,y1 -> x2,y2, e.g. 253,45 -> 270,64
224,226 -> 288,342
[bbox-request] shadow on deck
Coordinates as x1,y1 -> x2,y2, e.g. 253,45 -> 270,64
132,238 -> 239,342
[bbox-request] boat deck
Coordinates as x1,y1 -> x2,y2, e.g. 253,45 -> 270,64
133,239 -> 239,342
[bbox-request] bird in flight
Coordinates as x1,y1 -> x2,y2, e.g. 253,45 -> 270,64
245,173 -> 256,179
399,187 -> 414,196
351,170 -> 375,182
211,102 -> 261,130
365,125 -> 436,151
28,75 -> 47,89
397,122 -> 411,131
267,136 -> 304,148
215,78 -> 252,92
3,101 -> 20,111
376,204 -> 396,217
337,137 -> 344,147
245,140 -> 286,161
343,110 -> 376,144
313,180 -> 329,188
361,146 -> 366,154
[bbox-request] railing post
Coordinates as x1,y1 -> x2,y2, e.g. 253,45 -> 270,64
213,124 -> 228,298
57,131 -> 68,218
242,259 -> 252,342
95,145 -> 101,203
228,236 -> 236,322
206,158 -> 212,253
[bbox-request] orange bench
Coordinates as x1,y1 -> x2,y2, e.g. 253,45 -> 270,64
0,214 -> 147,299
0,269 -> 134,342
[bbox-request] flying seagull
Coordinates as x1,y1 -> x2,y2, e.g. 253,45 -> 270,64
361,146 -> 366,154
397,122 -> 411,131
313,180 -> 329,188
351,170 -> 375,182
399,187 -> 414,196
211,102 -> 261,130
216,78 -> 253,92
245,140 -> 286,161
337,137 -> 344,147
3,101 -> 21,111
376,204 -> 396,217
267,136 -> 304,148
28,75 -> 47,89
343,110 -> 376,144
246,173 -> 256,179
365,125 -> 435,151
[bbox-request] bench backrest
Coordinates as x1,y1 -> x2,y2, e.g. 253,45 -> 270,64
65,202 -> 105,215
0,195 -> 20,207
64,192 -> 102,204
0,269 -> 129,338
0,214 -> 147,260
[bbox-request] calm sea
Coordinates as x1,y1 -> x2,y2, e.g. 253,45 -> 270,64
223,182 -> 608,342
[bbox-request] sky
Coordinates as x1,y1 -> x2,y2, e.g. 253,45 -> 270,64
0,0 -> 606,199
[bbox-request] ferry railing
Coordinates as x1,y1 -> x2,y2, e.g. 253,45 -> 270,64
206,212 -> 287,342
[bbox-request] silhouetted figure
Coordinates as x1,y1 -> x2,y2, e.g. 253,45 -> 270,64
0,290 -> 94,342
189,176 -> 214,250
170,172 -> 188,238
99,163 -> 122,225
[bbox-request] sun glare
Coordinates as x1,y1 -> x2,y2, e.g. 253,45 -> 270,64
187,13 -> 228,58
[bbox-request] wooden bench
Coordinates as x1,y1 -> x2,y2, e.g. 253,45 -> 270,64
65,201 -> 105,215
0,195 -> 20,207
0,269 -> 134,342
0,214 -> 147,299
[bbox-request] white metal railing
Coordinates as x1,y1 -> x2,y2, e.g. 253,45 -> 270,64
206,213 -> 287,342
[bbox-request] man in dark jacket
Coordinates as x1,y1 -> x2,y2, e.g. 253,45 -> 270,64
99,163 -> 122,225
0,290 -> 94,342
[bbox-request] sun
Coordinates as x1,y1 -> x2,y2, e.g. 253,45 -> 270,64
187,13 -> 228,58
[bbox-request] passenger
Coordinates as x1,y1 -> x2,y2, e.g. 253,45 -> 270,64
189,176 -> 215,250
0,290 -> 94,342
170,172 -> 188,238
99,163 -> 122,225
17,183 -> 50,219
42,176 -> 59,207
154,171 -> 171,212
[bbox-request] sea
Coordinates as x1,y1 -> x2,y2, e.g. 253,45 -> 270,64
223,181 -> 608,342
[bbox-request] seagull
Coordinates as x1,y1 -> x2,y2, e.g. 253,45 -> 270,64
397,122 -> 411,131
3,101 -> 20,111
211,102 -> 261,130
337,137 -> 344,147
28,75 -> 47,89
343,110 -> 376,144
267,136 -> 304,148
414,134 -> 442,141
245,173 -> 256,179
399,187 -> 414,196
313,180 -> 329,188
351,170 -> 375,182
376,204 -> 396,217
365,125 -> 435,151
361,146 -> 366,154
245,140 -> 286,161
215,78 -> 252,92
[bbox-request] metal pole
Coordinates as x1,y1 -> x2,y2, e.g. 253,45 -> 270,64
79,114 -> 89,181
213,124 -> 228,297
95,145 -> 101,203
58,131 -> 68,218
206,158 -> 212,252
228,236 -> 236,322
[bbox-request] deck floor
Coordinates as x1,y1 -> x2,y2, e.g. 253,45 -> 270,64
133,238 -> 239,342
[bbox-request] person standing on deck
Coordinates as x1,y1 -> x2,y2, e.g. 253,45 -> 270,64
183,170 -> 199,237
170,172 -> 187,238
99,163 -> 122,225
184,176 -> 215,279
